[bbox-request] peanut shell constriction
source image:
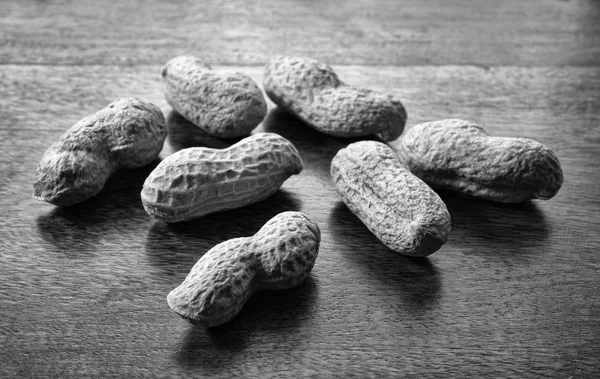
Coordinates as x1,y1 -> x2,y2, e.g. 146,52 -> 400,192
395,119 -> 564,203
141,133 -> 303,222
162,55 -> 267,138
331,141 -> 451,257
33,98 -> 166,206
263,56 -> 407,141
167,211 -> 321,327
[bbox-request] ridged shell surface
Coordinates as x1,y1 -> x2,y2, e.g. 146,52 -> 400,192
162,55 -> 267,138
167,211 -> 321,327
331,141 -> 451,257
395,119 -> 564,202
263,56 -> 406,141
141,133 -> 303,222
33,98 -> 166,206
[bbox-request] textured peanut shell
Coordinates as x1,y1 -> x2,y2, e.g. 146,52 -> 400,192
395,119 -> 564,203
33,98 -> 166,206
263,56 -> 407,141
331,141 -> 451,257
167,211 -> 321,327
162,55 -> 267,138
141,133 -> 303,222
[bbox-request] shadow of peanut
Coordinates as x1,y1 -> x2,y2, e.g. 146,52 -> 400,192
164,109 -> 242,154
437,190 -> 550,255
144,189 -> 303,277
172,276 -> 319,371
327,201 -> 442,313
256,107 -> 378,182
36,161 -> 158,255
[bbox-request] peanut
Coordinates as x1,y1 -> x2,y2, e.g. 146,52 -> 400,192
162,55 -> 267,138
167,211 -> 320,327
141,133 -> 303,222
331,141 -> 451,257
263,55 -> 407,141
395,119 -> 564,203
33,98 -> 166,206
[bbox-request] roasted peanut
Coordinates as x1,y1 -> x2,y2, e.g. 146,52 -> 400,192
263,56 -> 407,141
141,133 -> 303,222
33,98 -> 166,206
331,141 -> 451,257
395,119 -> 564,203
162,55 -> 267,138
167,211 -> 320,327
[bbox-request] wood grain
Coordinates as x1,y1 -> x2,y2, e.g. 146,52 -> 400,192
1,63 -> 599,377
1,0 -> 600,377
0,0 -> 599,66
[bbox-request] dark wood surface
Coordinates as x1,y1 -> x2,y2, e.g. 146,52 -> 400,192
1,1 -> 600,377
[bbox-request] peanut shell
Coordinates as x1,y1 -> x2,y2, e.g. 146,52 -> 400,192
263,55 -> 407,141
167,211 -> 321,327
33,98 -> 166,206
162,55 -> 267,138
141,133 -> 303,222
331,141 -> 451,257
395,119 -> 564,202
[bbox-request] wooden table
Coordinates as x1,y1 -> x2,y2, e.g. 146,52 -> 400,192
1,1 -> 599,377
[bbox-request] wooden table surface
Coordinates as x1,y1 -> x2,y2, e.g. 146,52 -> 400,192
1,0 -> 600,377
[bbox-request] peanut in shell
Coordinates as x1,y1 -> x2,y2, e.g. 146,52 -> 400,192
167,211 -> 320,327
33,98 -> 166,206
162,55 -> 267,138
331,140 -> 451,257
264,56 -> 407,141
141,133 -> 303,222
395,119 -> 564,203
